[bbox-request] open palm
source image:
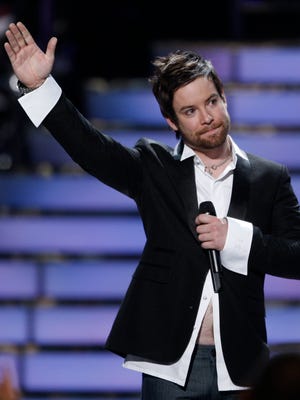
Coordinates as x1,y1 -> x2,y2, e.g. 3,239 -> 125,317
4,21 -> 57,89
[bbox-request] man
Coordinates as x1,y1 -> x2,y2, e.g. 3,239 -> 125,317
4,22 -> 300,400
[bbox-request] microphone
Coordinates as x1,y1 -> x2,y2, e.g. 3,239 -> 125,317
198,201 -> 222,293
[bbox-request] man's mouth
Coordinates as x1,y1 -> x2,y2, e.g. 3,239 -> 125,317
201,125 -> 219,135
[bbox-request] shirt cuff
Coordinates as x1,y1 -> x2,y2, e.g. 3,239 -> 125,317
220,217 -> 253,275
18,75 -> 62,127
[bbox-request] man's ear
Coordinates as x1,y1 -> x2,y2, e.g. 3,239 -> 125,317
166,117 -> 178,132
221,91 -> 227,105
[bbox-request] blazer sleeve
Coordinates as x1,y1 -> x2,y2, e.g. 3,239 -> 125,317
43,93 -> 143,198
249,164 -> 300,279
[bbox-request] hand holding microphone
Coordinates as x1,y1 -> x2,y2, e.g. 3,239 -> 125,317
196,201 -> 228,293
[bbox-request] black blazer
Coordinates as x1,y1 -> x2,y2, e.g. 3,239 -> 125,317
44,94 -> 300,386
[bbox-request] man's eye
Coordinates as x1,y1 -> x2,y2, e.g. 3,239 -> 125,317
185,108 -> 195,116
209,98 -> 218,105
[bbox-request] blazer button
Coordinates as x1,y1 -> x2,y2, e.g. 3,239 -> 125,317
189,305 -> 193,310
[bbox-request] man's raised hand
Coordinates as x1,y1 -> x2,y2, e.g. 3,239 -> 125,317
4,21 -> 57,89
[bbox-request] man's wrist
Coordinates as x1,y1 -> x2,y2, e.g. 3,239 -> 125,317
17,80 -> 36,96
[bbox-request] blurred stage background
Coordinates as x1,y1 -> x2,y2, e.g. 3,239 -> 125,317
1,0 -> 300,399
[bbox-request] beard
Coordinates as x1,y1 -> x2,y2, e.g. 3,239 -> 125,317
196,125 -> 228,149
180,115 -> 231,151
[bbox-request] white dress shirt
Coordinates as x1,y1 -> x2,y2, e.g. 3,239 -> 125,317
124,142 -> 252,391
18,75 -> 253,391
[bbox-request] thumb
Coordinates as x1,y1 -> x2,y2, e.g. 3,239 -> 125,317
45,36 -> 58,61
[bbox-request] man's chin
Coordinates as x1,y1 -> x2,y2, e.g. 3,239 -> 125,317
198,133 -> 227,149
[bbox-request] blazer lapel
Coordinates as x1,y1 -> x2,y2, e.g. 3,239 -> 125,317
178,158 -> 199,239
228,154 -> 251,220
166,150 -> 251,240
167,153 -> 199,240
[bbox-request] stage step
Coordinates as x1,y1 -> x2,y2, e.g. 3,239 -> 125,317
22,128 -> 300,171
0,215 -> 144,256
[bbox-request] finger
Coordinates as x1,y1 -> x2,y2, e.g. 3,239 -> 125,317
200,241 -> 214,250
195,213 -> 211,225
3,42 -> 16,62
5,28 -> 20,53
16,21 -> 36,46
198,232 -> 211,243
9,22 -> 27,48
196,224 -> 210,235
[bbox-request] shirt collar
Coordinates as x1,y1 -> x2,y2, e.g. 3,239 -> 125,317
174,135 -> 248,166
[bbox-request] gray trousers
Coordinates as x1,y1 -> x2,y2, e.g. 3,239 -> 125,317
141,345 -> 246,400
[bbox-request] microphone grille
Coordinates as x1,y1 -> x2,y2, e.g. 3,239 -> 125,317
198,201 -> 216,216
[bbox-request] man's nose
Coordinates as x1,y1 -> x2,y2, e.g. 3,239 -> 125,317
200,110 -> 213,124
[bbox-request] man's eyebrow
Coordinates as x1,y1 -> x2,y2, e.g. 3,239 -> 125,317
207,93 -> 219,101
179,105 -> 194,112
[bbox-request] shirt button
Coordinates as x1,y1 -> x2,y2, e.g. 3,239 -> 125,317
203,295 -> 207,300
